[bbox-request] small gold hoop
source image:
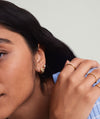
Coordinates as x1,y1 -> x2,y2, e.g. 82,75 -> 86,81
66,63 -> 76,70
40,64 -> 46,74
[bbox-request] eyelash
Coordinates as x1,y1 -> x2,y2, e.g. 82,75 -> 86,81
0,52 -> 7,59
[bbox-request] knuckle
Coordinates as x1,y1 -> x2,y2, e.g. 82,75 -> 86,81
52,108 -> 64,119
75,85 -> 85,94
91,60 -> 98,65
67,76 -> 76,85
83,59 -> 91,64
95,68 -> 100,74
71,58 -> 81,62
84,60 -> 98,65
58,72 -> 66,80
84,92 -> 93,103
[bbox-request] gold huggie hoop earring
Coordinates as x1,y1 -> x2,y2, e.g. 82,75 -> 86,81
40,64 -> 46,74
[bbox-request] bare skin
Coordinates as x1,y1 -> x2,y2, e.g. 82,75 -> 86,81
8,77 -> 54,119
0,25 -> 53,119
49,58 -> 100,119
0,25 -> 100,119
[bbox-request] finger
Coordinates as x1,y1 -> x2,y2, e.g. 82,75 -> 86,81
64,58 -> 84,73
70,60 -> 99,82
59,58 -> 84,81
82,68 -> 100,88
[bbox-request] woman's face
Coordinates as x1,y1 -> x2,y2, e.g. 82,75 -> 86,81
0,26 -> 37,118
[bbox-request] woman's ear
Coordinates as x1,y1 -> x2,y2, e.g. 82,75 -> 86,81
34,44 -> 46,73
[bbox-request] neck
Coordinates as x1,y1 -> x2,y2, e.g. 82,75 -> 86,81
7,77 -> 54,119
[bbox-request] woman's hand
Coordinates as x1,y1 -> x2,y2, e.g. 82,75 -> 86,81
49,58 -> 100,119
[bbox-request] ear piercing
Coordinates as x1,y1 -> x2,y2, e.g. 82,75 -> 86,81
40,64 -> 46,73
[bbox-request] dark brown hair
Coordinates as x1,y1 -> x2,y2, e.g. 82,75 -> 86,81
0,0 -> 76,84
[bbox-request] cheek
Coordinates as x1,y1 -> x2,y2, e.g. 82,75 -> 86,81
0,51 -> 36,118
5,56 -> 35,102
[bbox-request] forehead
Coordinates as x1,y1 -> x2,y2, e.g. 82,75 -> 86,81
0,25 -> 33,58
0,25 -> 26,45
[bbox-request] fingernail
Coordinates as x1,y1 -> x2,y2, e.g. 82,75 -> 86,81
66,60 -> 70,64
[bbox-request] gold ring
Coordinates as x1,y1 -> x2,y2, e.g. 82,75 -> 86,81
88,73 -> 97,83
66,63 -> 76,70
96,83 -> 100,88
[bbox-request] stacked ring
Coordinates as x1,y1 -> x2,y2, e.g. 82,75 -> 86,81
66,63 -> 76,70
96,84 -> 100,88
88,73 -> 97,83
88,73 -> 100,88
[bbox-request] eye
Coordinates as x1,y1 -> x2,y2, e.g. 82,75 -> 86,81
0,52 -> 7,58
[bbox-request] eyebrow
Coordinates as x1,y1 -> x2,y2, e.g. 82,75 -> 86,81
0,38 -> 13,44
